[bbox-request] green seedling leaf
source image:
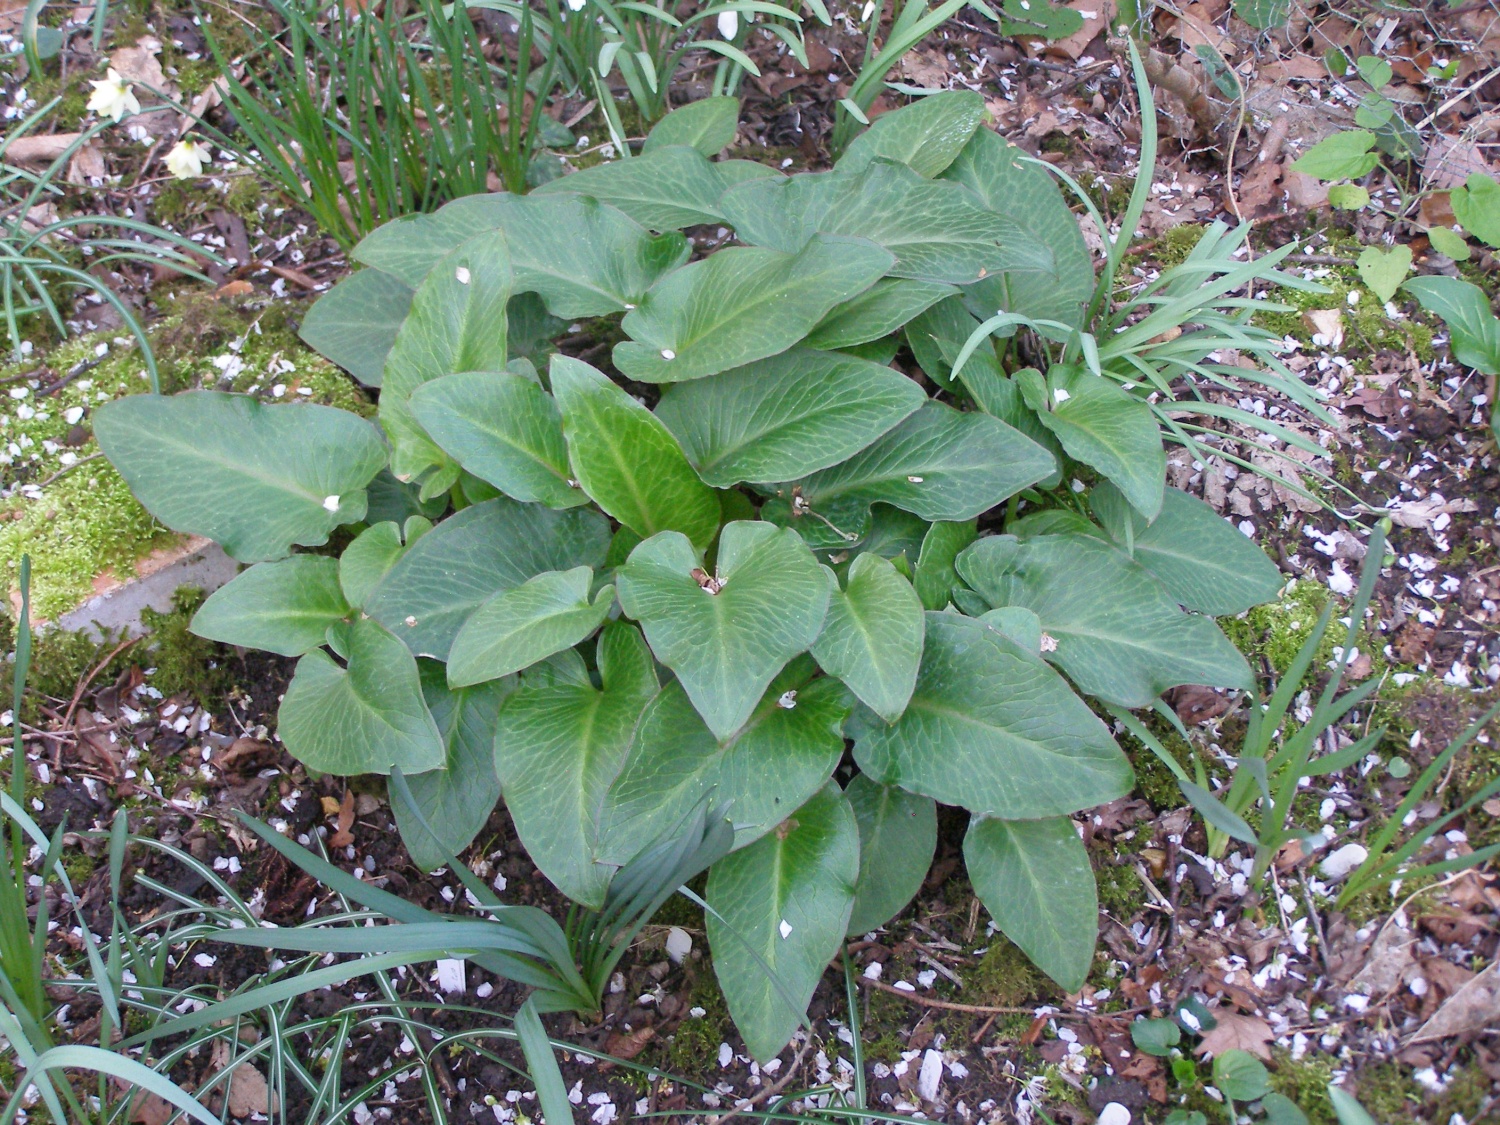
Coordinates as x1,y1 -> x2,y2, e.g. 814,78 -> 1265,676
943,128 -> 1095,329
533,143 -> 777,229
705,782 -> 859,1062
379,229 -> 512,483
191,556 -> 350,657
1262,1093 -> 1310,1125
494,623 -> 658,908
1450,172 -> 1500,248
1356,244 -> 1412,304
366,497 -> 610,660
94,391 -> 386,563
837,90 -> 984,178
448,567 -> 615,686
997,0 -> 1085,39
855,612 -> 1132,817
279,617 -> 444,775
600,663 -> 847,858
618,522 -> 830,740
1290,130 -> 1379,181
1212,1049 -> 1270,1101
805,278 -> 958,350
1175,994 -> 1218,1033
551,355 -> 721,547
654,347 -> 924,486
1355,54 -> 1392,89
1166,1112 -> 1208,1125
1091,483 -> 1283,616
844,773 -> 935,935
614,235 -> 894,383
1179,779 -> 1258,844
965,814 -> 1097,992
913,519 -> 977,611
1404,275 -> 1500,375
643,95 -> 740,155
1131,1017 -> 1183,1057
410,372 -> 586,509
1427,225 -> 1471,261
298,268 -> 413,386
1328,184 -> 1370,210
957,533 -> 1253,707
811,553 -> 925,722
394,665 -> 509,872
1036,367 -> 1165,520
339,522 -> 408,609
1328,1087 -> 1380,1125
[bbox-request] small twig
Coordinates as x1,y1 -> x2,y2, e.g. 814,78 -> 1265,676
1297,871 -> 1334,978
1415,62 -> 1500,131
56,636 -> 139,770
705,1034 -> 813,1125
36,451 -> 102,489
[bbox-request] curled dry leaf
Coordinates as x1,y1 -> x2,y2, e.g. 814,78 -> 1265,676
1193,1009 -> 1275,1061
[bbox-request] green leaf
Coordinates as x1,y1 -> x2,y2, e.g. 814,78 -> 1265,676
1356,244 -> 1412,304
914,519 -> 977,611
94,392 -> 386,563
379,230 -> 512,483
1212,1049 -> 1271,1101
855,612 -> 1132,817
298,268 -> 413,387
836,91 -> 984,178
339,522 -> 409,609
1404,275 -> 1500,376
906,295 -> 1003,388
964,815 -> 1097,992
616,522 -> 830,740
653,347 -> 925,486
804,278 -> 958,350
448,567 -> 615,686
493,622 -> 658,908
394,664 -> 509,871
956,533 -> 1253,707
279,617 -> 445,775
1091,483 -> 1283,615
1328,184 -> 1370,210
705,782 -> 859,1062
613,235 -> 893,383
721,162 -> 1054,286
1427,225 -> 1471,261
943,127 -> 1095,328
1180,779 -> 1258,843
643,96 -> 740,155
1450,172 -> 1500,248
1234,0 -> 1289,28
997,0 -> 1084,38
514,996 -> 575,1125
1035,367 -> 1165,521
810,553 -> 924,722
1289,130 -> 1379,181
190,556 -> 349,657
1328,1087 -> 1380,1125
366,497 -> 611,660
1131,1017 -> 1182,1057
1262,1093 -> 1310,1125
410,372 -> 586,509
533,144 -> 778,229
843,773 -> 936,935
550,355 -> 721,546
600,664 -> 847,859
770,400 -> 1055,543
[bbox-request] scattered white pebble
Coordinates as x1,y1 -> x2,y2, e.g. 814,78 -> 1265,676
917,1049 -> 944,1102
1098,1104 -> 1132,1125
718,1042 -> 733,1068
1319,843 -> 1368,881
665,926 -> 692,964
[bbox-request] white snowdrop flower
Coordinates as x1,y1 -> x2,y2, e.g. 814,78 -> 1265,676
455,266 -> 472,284
323,495 -> 341,512
164,138 -> 212,179
566,0 -> 586,10
778,919 -> 793,939
717,9 -> 739,38
87,68 -> 140,122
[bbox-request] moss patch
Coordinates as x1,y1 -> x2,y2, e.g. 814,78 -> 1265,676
1268,1051 -> 1336,1125
968,937 -> 1051,1007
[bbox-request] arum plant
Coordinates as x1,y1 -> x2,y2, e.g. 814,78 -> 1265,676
97,89 -> 1303,1059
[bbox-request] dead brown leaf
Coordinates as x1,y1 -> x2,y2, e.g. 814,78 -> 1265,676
1034,0 -> 1114,61
66,141 -> 106,185
329,789 -> 355,848
6,133 -> 83,165
1410,962 -> 1497,1042
109,36 -> 171,94
225,1062 -> 278,1118
1350,921 -> 1416,996
1193,1010 -> 1275,1060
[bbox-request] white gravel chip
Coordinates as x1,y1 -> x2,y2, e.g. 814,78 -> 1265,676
917,1049 -> 944,1103
665,926 -> 692,964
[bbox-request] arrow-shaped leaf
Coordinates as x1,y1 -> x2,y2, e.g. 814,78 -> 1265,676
811,553 -> 924,722
191,555 -> 349,657
447,566 -> 615,686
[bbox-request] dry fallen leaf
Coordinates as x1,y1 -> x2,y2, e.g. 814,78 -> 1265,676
6,133 -> 83,165
1410,962 -> 1497,1043
109,36 -> 171,94
1303,308 -> 1344,350
225,1061 -> 278,1118
330,789 -> 355,849
1193,1010 -> 1275,1061
1350,921 -> 1416,996
66,140 -> 106,185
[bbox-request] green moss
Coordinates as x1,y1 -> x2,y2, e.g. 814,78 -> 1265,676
1219,577 -> 1340,676
1095,861 -> 1145,917
968,937 -> 1051,1006
1350,1062 -> 1423,1120
1268,1051 -> 1335,1125
659,966 -> 732,1079
60,848 -> 97,887
138,587 -> 227,700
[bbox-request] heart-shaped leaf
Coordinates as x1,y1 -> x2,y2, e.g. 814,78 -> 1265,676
599,661 -> 847,859
1403,275 -> 1500,375
366,497 -> 610,660
957,533 -> 1253,707
191,555 -> 349,657
494,623 -> 659,908
705,782 -> 859,1062
298,268 -> 413,386
393,664 -> 510,872
447,566 -> 615,686
1032,367 -> 1165,520
613,235 -> 893,383
1450,172 -> 1500,248
643,96 -> 740,156
279,617 -> 445,776
804,278 -> 958,350
94,391 -> 386,563
551,355 -> 721,547
836,90 -> 984,179
810,553 -> 924,722
854,613 -> 1132,817
653,347 -> 925,486
964,814 -> 1097,992
1356,244 -> 1412,304
844,774 -> 936,936
616,521 -> 830,740
913,519 -> 977,611
1289,130 -> 1378,181
410,372 -> 587,509
339,522 -> 410,609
